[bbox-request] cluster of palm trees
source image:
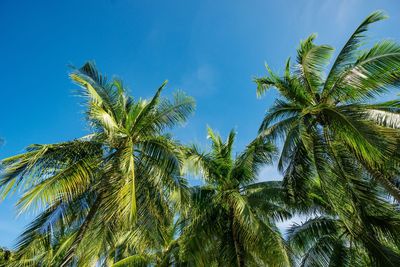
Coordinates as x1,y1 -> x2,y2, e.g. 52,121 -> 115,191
1,11 -> 400,266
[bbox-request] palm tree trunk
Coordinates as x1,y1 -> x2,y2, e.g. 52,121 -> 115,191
230,209 -> 244,267
60,194 -> 103,267
129,153 -> 136,222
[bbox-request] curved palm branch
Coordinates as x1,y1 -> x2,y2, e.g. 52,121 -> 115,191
1,62 -> 195,266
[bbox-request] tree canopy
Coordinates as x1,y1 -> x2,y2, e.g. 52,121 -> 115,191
1,10 -> 400,267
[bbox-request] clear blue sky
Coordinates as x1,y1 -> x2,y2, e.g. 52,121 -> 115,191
1,0 -> 400,248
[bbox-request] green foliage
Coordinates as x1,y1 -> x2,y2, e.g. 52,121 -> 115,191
1,10 -> 400,267
0,62 -> 194,266
0,247 -> 13,266
255,10 -> 400,266
179,128 -> 291,266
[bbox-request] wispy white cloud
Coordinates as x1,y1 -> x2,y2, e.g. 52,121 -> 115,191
257,164 -> 282,181
298,0 -> 362,32
334,0 -> 362,29
177,64 -> 217,97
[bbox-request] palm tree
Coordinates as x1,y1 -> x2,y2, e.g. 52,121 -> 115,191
254,11 -> 400,203
111,218 -> 188,267
0,247 -> 13,267
180,127 -> 292,267
287,176 -> 400,267
0,62 -> 195,266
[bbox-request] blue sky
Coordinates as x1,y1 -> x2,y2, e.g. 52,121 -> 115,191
1,0 -> 400,248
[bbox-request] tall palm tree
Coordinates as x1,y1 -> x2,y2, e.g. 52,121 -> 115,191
0,62 -> 195,266
287,175 -> 400,267
181,127 -> 292,267
111,218 -> 189,267
254,11 -> 400,203
0,247 -> 13,267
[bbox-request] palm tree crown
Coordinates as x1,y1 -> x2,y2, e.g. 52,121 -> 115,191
254,10 -> 400,266
0,62 -> 195,266
254,11 -> 400,202
181,127 -> 291,266
1,10 -> 400,267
